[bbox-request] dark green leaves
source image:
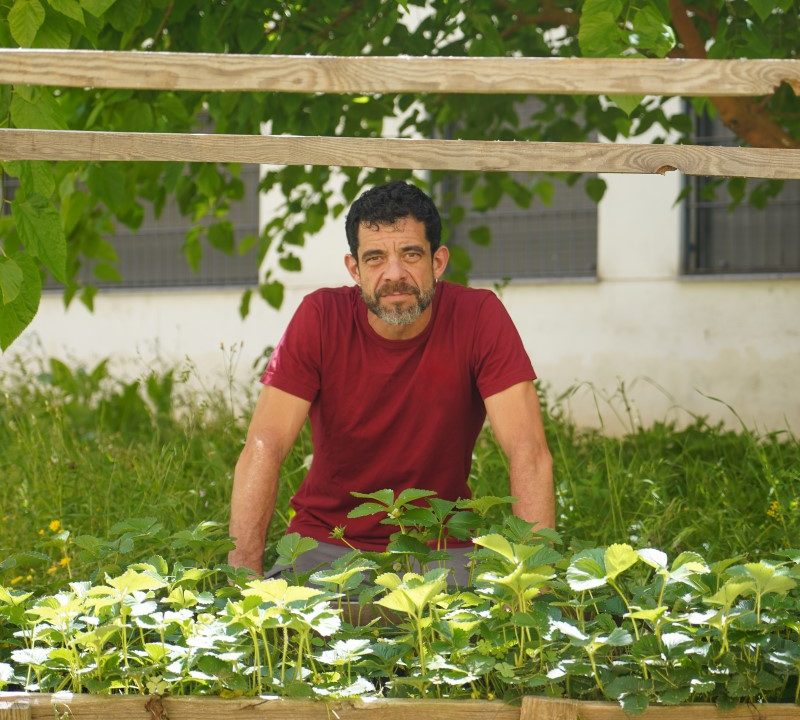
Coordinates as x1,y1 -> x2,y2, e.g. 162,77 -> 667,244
11,194 -> 66,282
8,0 -> 46,47
0,252 -> 41,351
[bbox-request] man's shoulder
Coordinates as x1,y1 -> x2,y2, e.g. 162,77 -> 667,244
440,281 -> 498,308
302,285 -> 358,309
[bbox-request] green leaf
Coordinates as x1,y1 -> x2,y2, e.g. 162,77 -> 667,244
238,288 -> 252,319
394,488 -> 437,507
259,280 -> 284,309
0,254 -> 39,348
275,533 -> 319,566
473,533 -> 516,562
182,227 -> 202,273
80,0 -> 117,17
47,0 -> 85,23
20,161 -> 55,198
566,548 -> 606,591
631,6 -> 676,57
578,8 -> 627,57
11,194 -> 67,282
11,86 -> 68,130
469,225 -> 491,247
748,0 -> 776,21
93,262 -> 122,282
347,502 -> 388,519
208,221 -> 234,254
604,543 -> 639,580
350,489 -> 395,506
609,95 -> 644,116
585,177 -> 607,203
0,256 -> 24,305
620,693 -> 649,715
9,0 -> 46,47
386,535 -> 431,556
278,253 -> 302,272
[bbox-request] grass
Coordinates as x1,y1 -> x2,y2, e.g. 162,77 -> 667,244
1,357 -> 798,588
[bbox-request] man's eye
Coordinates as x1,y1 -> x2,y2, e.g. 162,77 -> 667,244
405,252 -> 421,260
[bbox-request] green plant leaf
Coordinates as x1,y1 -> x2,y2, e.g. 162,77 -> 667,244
81,0 -> 117,17
12,193 -> 67,282
585,177 -> 607,203
473,534 -> 516,563
275,533 -> 319,566
567,548 -> 607,591
20,161 -> 56,198
609,95 -> 644,116
394,488 -> 437,507
469,225 -> 491,247
48,0 -> 85,23
0,252 -> 41,351
9,0 -> 46,46
347,502 -> 389,519
0,256 -> 24,305
259,280 -> 284,309
350,489 -> 395,506
10,86 -> 68,130
605,543 -> 639,580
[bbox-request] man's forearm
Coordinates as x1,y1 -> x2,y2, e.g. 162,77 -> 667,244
508,447 -> 555,531
228,440 -> 282,575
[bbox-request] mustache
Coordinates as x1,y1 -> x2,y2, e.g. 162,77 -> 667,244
376,281 -> 419,298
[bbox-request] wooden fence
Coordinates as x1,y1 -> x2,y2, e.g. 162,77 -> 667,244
2,694 -> 800,720
0,50 -> 799,178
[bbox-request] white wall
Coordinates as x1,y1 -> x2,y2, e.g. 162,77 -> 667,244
6,168 -> 800,434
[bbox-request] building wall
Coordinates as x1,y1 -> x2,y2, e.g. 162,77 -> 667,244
7,168 -> 800,434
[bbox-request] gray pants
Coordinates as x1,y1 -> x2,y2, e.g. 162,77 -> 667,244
265,541 -> 473,587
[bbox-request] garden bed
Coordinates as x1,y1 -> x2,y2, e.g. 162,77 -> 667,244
2,694 -> 800,720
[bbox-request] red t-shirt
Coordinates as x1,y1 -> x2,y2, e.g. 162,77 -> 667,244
261,281 -> 536,550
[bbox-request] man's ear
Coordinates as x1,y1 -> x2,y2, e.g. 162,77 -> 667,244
432,245 -> 449,281
344,254 -> 360,284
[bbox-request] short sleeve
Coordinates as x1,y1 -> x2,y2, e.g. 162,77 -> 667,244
260,296 -> 322,402
471,293 -> 536,399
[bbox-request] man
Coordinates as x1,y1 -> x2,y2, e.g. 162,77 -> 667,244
228,181 -> 554,583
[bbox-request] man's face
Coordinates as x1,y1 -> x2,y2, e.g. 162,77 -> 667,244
344,218 -> 449,328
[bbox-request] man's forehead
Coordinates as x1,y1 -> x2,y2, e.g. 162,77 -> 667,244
356,218 -> 430,252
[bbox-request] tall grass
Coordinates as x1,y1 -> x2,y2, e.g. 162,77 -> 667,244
1,359 -> 797,588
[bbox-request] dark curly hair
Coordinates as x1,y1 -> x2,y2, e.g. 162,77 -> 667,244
345,181 -> 441,257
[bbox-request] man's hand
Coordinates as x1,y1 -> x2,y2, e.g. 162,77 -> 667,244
484,381 -> 555,531
228,385 -> 311,575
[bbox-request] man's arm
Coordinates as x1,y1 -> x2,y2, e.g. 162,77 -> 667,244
484,381 -> 555,531
228,385 -> 311,574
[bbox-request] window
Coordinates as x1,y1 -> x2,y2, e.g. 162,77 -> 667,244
684,113 -> 800,275
446,174 -> 598,281
81,164 -> 261,290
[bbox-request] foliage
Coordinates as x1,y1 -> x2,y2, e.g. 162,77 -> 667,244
0,493 -> 799,709
1,0 -> 799,348
2,359 -> 799,592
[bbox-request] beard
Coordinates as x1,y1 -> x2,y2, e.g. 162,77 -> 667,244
361,280 -> 436,326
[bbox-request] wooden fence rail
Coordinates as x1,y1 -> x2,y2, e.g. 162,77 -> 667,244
2,129 -> 799,179
1,50 -> 798,97
2,694 -> 800,720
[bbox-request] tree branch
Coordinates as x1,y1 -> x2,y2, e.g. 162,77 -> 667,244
668,0 -> 799,149
495,0 -> 579,39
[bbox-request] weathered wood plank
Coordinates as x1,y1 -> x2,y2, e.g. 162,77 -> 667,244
0,694 -> 520,720
522,697 -> 800,720
2,129 -> 799,179
0,700 -> 31,720
2,694 -> 800,720
0,50 -> 798,97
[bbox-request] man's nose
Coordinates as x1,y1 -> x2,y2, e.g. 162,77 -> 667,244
383,254 -> 408,279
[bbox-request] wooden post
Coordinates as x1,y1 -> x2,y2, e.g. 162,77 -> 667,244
520,697 -> 580,720
0,701 -> 31,720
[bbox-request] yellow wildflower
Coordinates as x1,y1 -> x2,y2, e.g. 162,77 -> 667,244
49,520 -> 62,532
59,557 -> 70,567
10,576 -> 24,585
766,500 -> 781,519
47,565 -> 58,575
38,529 -> 45,536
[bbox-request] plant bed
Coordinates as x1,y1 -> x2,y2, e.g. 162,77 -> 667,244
2,694 -> 800,720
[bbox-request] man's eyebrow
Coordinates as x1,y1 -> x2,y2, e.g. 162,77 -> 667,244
400,244 -> 426,253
